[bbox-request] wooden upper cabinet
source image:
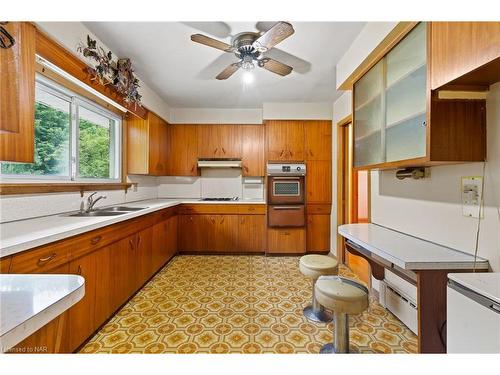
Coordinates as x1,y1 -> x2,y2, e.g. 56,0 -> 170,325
306,160 -> 332,204
127,111 -> 169,176
198,125 -> 242,159
0,22 -> 36,162
353,22 -> 487,170
304,120 -> 332,161
167,124 -> 199,176
430,22 -> 500,89
266,120 -> 304,161
241,125 -> 265,176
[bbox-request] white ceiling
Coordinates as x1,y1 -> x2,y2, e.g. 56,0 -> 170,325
84,22 -> 365,108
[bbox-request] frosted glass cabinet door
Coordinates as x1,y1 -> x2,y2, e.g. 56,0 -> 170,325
354,60 -> 384,167
385,22 -> 427,162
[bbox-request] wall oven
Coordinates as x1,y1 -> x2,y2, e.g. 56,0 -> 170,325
267,163 -> 306,227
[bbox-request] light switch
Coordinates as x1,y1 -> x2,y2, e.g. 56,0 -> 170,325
461,176 -> 483,218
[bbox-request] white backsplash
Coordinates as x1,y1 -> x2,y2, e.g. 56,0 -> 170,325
201,169 -> 242,199
0,175 -> 158,223
157,176 -> 201,198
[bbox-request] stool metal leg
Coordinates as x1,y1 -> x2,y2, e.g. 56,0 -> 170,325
303,279 -> 333,323
320,312 -> 349,354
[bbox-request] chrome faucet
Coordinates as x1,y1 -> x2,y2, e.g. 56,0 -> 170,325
84,192 -> 107,213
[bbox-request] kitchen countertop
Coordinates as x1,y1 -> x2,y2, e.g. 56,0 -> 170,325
0,198 -> 266,258
448,273 -> 500,304
339,223 -> 489,271
0,274 -> 85,352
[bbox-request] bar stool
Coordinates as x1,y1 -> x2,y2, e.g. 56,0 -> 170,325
315,276 -> 369,353
299,255 -> 338,323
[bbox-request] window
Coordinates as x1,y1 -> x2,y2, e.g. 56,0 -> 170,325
1,75 -> 122,182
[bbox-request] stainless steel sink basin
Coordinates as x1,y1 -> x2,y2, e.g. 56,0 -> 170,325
97,206 -> 147,212
67,211 -> 129,217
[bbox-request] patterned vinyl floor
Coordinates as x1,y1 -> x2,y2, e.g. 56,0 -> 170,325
81,255 -> 418,354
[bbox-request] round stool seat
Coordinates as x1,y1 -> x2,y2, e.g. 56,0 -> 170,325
299,255 -> 338,279
315,276 -> 369,315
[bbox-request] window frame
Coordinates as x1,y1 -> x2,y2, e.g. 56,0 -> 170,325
0,74 -> 123,184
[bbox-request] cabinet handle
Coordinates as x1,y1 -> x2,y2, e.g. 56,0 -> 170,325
222,147 -> 226,154
243,165 -> 249,173
279,149 -> 284,157
248,207 -> 255,211
190,165 -> 195,173
137,236 -> 141,247
77,265 -> 82,275
90,235 -> 102,245
37,253 -> 56,266
214,147 -> 218,155
284,232 -> 291,236
189,216 -> 193,222
220,217 -> 225,224
309,149 -> 313,157
129,239 -> 135,250
288,150 -> 293,157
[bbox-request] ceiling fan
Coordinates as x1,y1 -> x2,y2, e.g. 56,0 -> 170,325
190,21 -> 295,80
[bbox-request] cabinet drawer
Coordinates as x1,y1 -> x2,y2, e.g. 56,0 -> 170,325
10,244 -> 71,273
267,228 -> 306,254
177,204 -> 240,215
306,204 -> 331,215
237,205 -> 266,214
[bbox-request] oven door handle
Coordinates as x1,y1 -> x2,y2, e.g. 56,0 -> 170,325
271,176 -> 302,180
272,206 -> 303,210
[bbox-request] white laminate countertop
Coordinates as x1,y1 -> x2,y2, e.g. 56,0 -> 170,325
0,198 -> 266,258
0,274 -> 85,352
338,223 -> 489,271
448,273 -> 500,304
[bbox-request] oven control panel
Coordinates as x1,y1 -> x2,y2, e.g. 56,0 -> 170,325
267,163 -> 306,176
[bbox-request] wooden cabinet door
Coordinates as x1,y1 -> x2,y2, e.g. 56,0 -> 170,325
267,228 -> 306,254
167,124 -> 199,176
0,22 -> 36,163
178,215 -> 206,251
67,251 -> 97,352
136,227 -> 153,286
111,235 -> 136,310
307,214 -> 331,253
126,114 -> 149,175
238,215 -> 266,252
198,125 -> 242,158
267,120 -> 304,161
430,22 -> 500,89
219,125 -> 242,158
148,112 -> 167,176
152,221 -> 166,272
305,120 -> 332,161
241,125 -> 265,176
306,160 -> 332,203
12,263 -> 70,353
94,245 -> 114,328
165,216 -> 178,261
213,215 -> 238,252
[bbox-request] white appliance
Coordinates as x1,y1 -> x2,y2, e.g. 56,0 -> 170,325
447,273 -> 500,353
379,270 -> 418,334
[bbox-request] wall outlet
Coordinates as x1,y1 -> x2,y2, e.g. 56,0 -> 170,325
461,176 -> 483,218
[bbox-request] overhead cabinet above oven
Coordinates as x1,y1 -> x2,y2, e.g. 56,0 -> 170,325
353,22 -> 487,170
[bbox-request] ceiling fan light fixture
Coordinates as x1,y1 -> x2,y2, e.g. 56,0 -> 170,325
243,71 -> 254,84
241,55 -> 255,71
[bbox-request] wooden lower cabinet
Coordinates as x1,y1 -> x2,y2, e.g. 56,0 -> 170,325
67,251 -> 98,352
238,215 -> 266,252
267,228 -> 306,254
152,216 -> 178,271
306,214 -> 331,253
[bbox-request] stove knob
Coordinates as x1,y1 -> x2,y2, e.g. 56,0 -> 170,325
296,167 -> 301,171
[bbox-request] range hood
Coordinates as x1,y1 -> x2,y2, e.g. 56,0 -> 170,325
197,159 -> 242,168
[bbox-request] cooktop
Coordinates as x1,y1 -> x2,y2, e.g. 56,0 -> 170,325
200,197 -> 239,202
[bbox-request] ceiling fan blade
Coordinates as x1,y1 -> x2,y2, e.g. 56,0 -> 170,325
191,34 -> 233,52
253,21 -> 294,51
261,58 -> 293,76
216,63 -> 240,80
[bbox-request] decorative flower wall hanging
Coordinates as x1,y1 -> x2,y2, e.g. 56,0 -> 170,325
77,35 -> 142,106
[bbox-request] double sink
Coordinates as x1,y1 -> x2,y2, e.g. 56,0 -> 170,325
68,206 -> 147,217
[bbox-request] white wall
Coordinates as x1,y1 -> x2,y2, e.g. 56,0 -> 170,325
263,102 -> 332,120
331,92 -> 353,254
169,108 -> 262,124
371,83 -> 500,271
336,22 -> 398,89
